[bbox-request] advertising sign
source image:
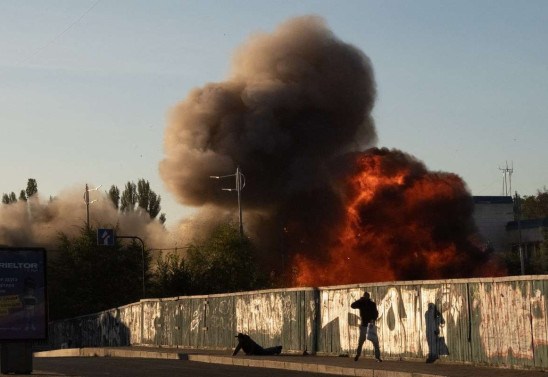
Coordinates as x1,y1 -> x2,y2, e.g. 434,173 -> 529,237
0,248 -> 47,340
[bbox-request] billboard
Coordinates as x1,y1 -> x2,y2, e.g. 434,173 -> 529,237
0,248 -> 47,340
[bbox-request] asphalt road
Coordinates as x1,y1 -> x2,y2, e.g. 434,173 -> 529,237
30,357 -> 327,377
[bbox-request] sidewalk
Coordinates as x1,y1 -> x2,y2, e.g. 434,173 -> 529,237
34,346 -> 547,377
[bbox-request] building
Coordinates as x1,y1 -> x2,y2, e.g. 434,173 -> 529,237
472,196 -> 514,253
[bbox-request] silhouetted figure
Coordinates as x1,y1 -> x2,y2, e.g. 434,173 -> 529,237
232,333 -> 282,356
351,292 -> 381,362
425,303 -> 449,363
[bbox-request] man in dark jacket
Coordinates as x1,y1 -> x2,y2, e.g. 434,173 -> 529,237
351,292 -> 381,362
232,333 -> 282,356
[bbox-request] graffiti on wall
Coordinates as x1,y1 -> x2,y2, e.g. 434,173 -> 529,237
49,278 -> 548,370
319,281 -> 548,363
235,294 -> 285,335
323,284 -> 466,359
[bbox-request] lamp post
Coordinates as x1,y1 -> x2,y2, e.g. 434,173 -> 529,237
117,235 -> 146,298
83,184 -> 102,230
210,166 -> 246,238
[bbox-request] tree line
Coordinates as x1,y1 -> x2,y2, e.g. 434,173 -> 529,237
505,188 -> 548,275
48,222 -> 265,320
1,178 -> 37,203
107,179 -> 166,224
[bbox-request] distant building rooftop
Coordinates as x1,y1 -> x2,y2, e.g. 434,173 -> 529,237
473,196 -> 513,204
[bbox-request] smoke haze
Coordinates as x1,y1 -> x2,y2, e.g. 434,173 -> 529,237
0,187 -> 173,250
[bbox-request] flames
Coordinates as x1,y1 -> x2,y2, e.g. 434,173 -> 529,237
292,148 -> 503,286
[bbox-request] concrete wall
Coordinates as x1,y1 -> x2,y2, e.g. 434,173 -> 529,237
49,276 -> 548,370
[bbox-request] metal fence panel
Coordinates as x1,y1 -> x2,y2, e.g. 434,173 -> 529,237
178,297 -> 193,348
532,279 -> 548,368
234,291 -> 285,350
441,283 -> 470,364
189,297 -> 207,348
140,300 -> 161,346
204,295 -> 234,349
119,303 -> 141,345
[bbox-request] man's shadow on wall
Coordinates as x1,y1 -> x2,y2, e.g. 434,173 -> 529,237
425,303 -> 449,363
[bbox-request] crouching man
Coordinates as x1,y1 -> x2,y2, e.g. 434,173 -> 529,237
232,333 -> 282,356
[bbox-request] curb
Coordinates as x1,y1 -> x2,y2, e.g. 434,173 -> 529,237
34,348 -> 187,360
34,349 -> 446,377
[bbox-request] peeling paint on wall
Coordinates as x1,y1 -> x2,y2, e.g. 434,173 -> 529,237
235,294 -> 285,336
473,282 -> 539,359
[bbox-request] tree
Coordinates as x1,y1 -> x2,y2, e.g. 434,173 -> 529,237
520,188 -> 548,219
149,252 -> 191,298
118,179 -> 163,220
48,225 -> 150,320
19,190 -> 27,202
25,178 -> 38,198
108,185 -> 120,209
136,179 -> 162,219
512,189 -> 548,274
186,223 -> 265,294
2,192 -> 17,204
137,179 -> 150,211
120,182 -> 137,212
147,191 -> 161,219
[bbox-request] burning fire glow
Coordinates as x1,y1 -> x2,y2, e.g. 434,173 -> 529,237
293,148 -> 503,286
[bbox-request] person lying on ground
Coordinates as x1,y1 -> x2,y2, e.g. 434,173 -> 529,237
232,333 -> 283,356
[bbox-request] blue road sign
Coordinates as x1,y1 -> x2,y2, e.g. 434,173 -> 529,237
97,229 -> 115,246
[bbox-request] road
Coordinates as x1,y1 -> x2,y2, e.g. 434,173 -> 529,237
30,357 -> 326,377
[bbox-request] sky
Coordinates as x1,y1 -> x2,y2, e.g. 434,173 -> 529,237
1,0 -> 547,227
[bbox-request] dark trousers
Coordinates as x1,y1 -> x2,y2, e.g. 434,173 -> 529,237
254,346 -> 281,355
356,323 -> 380,359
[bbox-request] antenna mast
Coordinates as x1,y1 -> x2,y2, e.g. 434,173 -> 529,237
499,161 -> 513,196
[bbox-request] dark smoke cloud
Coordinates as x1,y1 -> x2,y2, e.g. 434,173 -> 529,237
160,16 -> 377,210
160,16 -> 377,268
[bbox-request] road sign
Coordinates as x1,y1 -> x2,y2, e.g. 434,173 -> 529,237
97,229 -> 115,246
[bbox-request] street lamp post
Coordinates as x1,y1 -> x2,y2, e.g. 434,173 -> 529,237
83,184 -> 102,230
210,166 -> 246,238
117,235 -> 146,298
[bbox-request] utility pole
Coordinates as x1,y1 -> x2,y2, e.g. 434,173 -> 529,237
85,184 -> 90,230
83,184 -> 101,231
210,167 -> 246,238
235,166 -> 244,238
514,191 -> 525,275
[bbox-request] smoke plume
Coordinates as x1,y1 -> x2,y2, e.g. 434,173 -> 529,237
0,187 -> 173,250
161,15 -> 503,285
